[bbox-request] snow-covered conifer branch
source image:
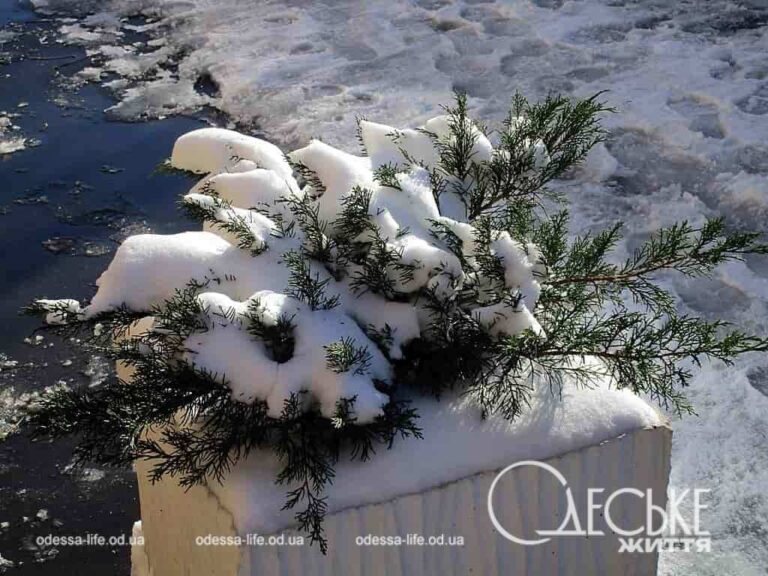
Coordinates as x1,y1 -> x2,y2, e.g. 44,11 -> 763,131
20,93 -> 768,552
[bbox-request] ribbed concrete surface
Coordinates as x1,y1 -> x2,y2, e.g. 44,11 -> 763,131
132,424 -> 671,576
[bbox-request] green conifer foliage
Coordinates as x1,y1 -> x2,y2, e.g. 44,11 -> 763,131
22,93 -> 768,551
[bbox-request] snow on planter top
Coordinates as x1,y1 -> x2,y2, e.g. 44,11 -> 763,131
210,379 -> 663,536
50,118 -> 548,423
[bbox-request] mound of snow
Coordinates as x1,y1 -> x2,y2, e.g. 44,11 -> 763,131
217,375 -> 663,535
41,119 -> 549,424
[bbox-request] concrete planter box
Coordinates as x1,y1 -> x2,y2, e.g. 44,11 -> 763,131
121,317 -> 672,576
129,423 -> 671,576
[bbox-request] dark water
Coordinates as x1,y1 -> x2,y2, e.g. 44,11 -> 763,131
0,4 -> 208,574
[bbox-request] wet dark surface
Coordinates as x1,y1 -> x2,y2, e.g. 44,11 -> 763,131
0,3 -> 206,574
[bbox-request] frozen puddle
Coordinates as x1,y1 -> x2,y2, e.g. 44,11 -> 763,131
0,7 -> 210,572
23,0 -> 768,573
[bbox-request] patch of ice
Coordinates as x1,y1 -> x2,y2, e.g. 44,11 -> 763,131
36,299 -> 82,325
83,356 -> 112,388
0,113 -> 31,156
0,553 -> 14,570
77,66 -> 103,82
0,354 -> 19,373
0,387 -> 40,441
59,23 -> 106,44
0,136 -> 27,155
62,460 -> 106,483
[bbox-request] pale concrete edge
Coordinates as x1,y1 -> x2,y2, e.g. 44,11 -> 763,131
260,422 -> 673,538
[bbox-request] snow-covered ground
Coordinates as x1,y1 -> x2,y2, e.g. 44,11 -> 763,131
26,0 -> 768,573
